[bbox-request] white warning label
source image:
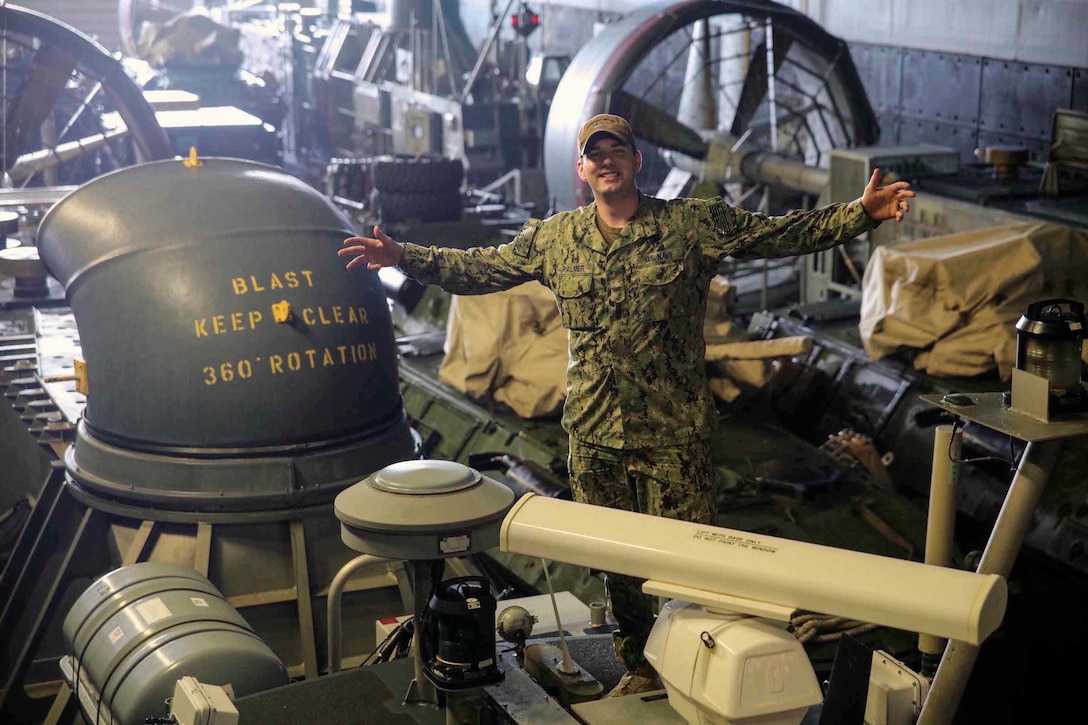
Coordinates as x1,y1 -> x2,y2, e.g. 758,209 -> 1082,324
692,529 -> 778,554
135,597 -> 172,625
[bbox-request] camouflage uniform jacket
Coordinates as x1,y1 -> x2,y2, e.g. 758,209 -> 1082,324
400,192 -> 876,448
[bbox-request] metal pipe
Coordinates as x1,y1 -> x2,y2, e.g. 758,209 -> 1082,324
765,17 -> 778,154
919,425 -> 961,662
433,0 -> 459,97
460,0 -> 518,104
541,558 -> 578,675
327,554 -> 393,673
404,559 -> 439,706
738,150 -> 830,196
918,439 -> 1063,724
7,127 -> 128,183
663,143 -> 830,196
478,168 -> 522,206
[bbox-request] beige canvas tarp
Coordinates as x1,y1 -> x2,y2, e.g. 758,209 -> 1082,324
438,276 -> 816,417
860,222 -> 1088,379
438,282 -> 567,419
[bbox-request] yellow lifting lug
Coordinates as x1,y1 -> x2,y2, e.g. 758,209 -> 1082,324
271,300 -> 294,324
183,146 -> 203,168
73,358 -> 88,396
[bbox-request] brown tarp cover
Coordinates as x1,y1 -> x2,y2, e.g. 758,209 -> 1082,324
860,222 -> 1088,379
439,285 -> 814,417
439,282 -> 567,419
437,222 -> 1088,416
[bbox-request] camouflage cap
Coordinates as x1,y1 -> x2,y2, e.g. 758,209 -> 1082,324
578,114 -> 636,155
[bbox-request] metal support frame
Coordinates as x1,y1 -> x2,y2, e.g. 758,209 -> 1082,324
42,682 -> 74,725
290,520 -> 320,680
0,464 -> 65,600
0,473 -> 100,722
403,559 -> 441,707
476,168 -> 522,206
915,392 -> 1088,724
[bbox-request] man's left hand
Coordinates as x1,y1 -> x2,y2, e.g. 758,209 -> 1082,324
861,168 -> 917,223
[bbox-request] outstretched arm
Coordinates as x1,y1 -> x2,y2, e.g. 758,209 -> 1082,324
339,226 -> 404,271
860,168 -> 916,223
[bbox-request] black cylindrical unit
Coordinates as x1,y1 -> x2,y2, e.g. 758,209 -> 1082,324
422,576 -> 504,690
1015,298 -> 1086,397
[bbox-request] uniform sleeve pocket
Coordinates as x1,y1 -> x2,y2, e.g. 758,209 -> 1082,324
554,273 -> 598,330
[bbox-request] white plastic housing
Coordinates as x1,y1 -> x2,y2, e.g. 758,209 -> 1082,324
170,677 -> 239,725
499,495 -> 1006,645
644,601 -> 821,725
865,651 -> 928,725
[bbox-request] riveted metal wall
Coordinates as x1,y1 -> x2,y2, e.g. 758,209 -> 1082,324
851,40 -> 1088,164
1072,69 -> 1088,113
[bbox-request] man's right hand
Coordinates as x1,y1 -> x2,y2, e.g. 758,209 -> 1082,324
339,226 -> 405,271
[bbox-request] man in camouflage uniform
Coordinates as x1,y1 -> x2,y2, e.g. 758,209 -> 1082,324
340,114 -> 915,696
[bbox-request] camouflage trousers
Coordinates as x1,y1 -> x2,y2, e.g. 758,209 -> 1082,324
567,437 -> 717,671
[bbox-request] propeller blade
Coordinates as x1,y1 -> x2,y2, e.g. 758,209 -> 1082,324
729,29 -> 793,138
610,90 -> 709,159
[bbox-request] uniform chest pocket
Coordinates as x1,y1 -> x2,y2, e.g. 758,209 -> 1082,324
632,260 -> 685,321
554,273 -> 599,330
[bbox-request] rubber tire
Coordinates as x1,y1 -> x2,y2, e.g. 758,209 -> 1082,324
373,189 -> 463,224
371,155 -> 464,194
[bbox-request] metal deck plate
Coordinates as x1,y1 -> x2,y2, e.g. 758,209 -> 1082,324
920,392 -> 1088,441
572,690 -> 682,724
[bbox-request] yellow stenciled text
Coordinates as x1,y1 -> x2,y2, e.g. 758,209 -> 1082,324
269,343 -> 379,374
195,309 -> 264,338
231,270 -> 314,295
194,304 -> 369,338
201,343 -> 380,386
202,359 -> 255,386
300,305 -> 368,326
